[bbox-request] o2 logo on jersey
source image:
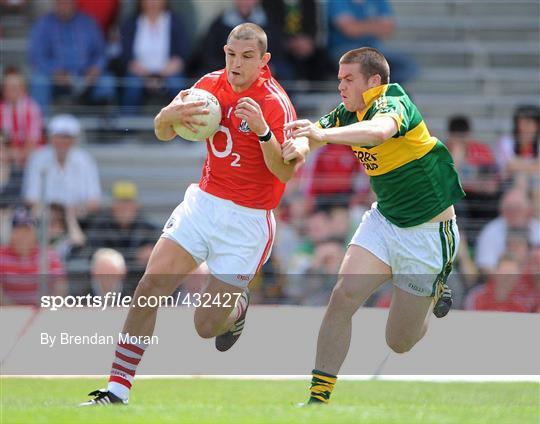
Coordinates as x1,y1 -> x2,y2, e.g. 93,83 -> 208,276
239,120 -> 250,133
210,125 -> 241,167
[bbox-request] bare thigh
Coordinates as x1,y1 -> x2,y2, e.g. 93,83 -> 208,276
139,236 -> 199,295
385,286 -> 433,353
330,245 -> 392,315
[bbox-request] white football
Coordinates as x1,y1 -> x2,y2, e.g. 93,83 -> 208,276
173,88 -> 222,141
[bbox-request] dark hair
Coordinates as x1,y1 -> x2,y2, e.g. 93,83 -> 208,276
448,115 -> 470,134
512,104 -> 539,157
339,47 -> 390,84
3,65 -> 22,77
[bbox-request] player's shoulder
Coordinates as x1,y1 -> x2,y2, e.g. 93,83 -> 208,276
194,70 -> 226,91
260,78 -> 295,113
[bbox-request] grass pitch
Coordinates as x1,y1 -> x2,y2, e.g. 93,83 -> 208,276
1,378 -> 538,423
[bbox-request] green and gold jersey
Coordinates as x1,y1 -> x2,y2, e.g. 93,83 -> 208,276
317,83 -> 465,227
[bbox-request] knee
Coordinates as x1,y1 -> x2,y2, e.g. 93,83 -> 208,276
329,283 -> 361,310
386,335 -> 416,354
194,318 -> 218,339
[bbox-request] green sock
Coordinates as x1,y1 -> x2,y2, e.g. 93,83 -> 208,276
308,369 -> 337,404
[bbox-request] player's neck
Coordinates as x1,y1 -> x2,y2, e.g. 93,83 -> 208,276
230,82 -> 253,93
230,76 -> 259,93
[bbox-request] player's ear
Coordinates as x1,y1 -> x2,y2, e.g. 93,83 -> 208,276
262,52 -> 271,66
223,45 -> 228,55
368,74 -> 382,88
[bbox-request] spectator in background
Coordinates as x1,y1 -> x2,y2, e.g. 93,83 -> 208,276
120,0 -> 188,113
23,114 -> 102,220
0,131 -> 24,244
0,67 -> 44,167
76,0 -> 119,36
505,228 -> 531,268
475,189 -> 540,274
445,115 -> 499,234
190,0 -> 288,79
496,105 -> 539,192
465,254 -> 529,313
47,202 -> 86,263
29,0 -> 115,114
0,206 -> 67,305
299,239 -> 346,305
88,247 -> 127,297
517,246 -> 540,312
301,143 -> 364,210
0,131 -> 24,210
262,0 -> 333,81
326,0 -> 417,84
84,181 -> 159,276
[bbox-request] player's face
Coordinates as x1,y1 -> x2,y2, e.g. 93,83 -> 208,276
337,63 -> 370,112
338,63 -> 378,112
224,38 -> 270,92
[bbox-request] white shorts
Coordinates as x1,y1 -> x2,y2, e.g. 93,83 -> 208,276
161,184 -> 275,288
350,203 -> 460,297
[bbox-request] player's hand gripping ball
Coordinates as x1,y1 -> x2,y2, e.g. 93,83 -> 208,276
173,89 -> 222,141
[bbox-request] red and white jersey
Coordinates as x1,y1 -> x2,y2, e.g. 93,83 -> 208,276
193,65 -> 296,210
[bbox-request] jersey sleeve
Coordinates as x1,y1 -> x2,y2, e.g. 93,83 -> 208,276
317,104 -> 345,129
371,96 -> 410,137
265,94 -> 297,145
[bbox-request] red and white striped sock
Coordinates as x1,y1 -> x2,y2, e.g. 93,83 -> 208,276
107,336 -> 148,401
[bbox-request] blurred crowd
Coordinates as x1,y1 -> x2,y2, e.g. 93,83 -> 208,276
1,0 -> 539,313
1,0 -> 418,115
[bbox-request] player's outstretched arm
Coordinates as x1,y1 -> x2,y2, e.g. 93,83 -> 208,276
281,136 -> 322,165
235,97 -> 297,183
154,90 -> 210,141
285,116 -> 397,147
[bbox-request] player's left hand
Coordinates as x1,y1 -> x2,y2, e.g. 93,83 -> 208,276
284,119 -> 324,144
235,97 -> 268,136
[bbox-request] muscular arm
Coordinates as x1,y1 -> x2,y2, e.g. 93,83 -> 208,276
286,116 -> 398,148
235,97 -> 299,183
321,116 -> 398,147
154,90 -> 209,141
259,134 -> 297,183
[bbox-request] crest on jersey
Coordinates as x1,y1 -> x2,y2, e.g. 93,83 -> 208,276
239,120 -> 250,133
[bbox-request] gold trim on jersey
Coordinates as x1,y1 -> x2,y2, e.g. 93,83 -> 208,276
351,121 -> 438,176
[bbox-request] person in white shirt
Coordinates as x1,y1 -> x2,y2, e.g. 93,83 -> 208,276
475,188 -> 540,274
23,114 -> 101,219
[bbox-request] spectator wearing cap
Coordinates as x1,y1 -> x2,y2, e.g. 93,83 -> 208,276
84,181 -> 159,280
22,114 -> 102,220
0,206 -> 67,305
475,189 -> 540,275
0,67 -> 44,167
28,0 -> 116,115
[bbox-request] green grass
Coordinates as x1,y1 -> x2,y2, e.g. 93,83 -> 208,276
1,378 -> 538,424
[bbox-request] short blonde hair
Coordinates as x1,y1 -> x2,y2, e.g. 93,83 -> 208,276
227,23 -> 268,56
